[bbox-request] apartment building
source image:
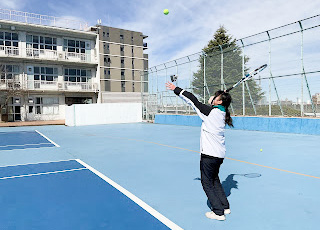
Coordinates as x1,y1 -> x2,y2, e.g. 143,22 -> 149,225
91,25 -> 148,103
0,9 -> 148,122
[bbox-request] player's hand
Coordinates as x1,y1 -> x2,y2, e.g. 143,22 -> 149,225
165,82 -> 176,91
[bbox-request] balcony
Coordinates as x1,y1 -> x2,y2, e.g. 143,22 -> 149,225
27,80 -> 98,92
0,77 -> 98,92
0,46 -> 96,64
0,78 -> 22,90
0,46 -> 19,56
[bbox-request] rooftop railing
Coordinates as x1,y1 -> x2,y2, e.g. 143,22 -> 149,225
0,8 -> 89,31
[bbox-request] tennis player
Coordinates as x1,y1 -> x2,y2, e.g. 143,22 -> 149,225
166,82 -> 233,221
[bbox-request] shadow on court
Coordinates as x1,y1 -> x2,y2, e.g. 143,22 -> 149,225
194,173 -> 261,209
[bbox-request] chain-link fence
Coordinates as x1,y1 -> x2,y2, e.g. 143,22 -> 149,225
142,14 -> 320,120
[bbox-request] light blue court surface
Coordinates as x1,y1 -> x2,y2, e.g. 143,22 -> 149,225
0,123 -> 319,230
0,130 -> 57,150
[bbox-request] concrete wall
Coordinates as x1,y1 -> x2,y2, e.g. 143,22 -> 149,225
65,103 -> 142,126
154,114 -> 320,135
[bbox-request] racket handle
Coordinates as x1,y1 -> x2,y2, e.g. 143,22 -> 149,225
225,86 -> 233,92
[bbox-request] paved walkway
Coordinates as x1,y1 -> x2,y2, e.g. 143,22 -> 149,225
0,120 -> 65,127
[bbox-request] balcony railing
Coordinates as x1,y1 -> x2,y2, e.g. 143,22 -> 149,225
27,80 -> 98,92
0,46 -> 95,64
0,78 -> 98,92
0,78 -> 23,90
0,46 -> 19,56
26,48 -> 57,60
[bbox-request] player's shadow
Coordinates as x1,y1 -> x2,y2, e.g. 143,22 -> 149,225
194,173 -> 261,210
194,174 -> 238,198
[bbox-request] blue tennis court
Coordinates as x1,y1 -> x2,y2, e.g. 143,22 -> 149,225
0,123 -> 319,230
0,130 -> 58,151
0,159 -> 179,229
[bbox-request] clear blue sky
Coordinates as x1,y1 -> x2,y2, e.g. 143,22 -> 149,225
1,0 -> 319,68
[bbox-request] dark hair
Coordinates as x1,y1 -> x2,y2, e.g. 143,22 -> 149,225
213,90 -> 233,127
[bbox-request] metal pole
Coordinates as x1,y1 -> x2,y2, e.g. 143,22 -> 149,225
164,63 -> 167,110
266,31 -> 283,116
203,52 -> 206,103
140,71 -> 144,119
174,60 -> 178,114
219,45 -> 224,90
298,21 -> 316,116
187,56 -> 191,114
240,40 -> 245,115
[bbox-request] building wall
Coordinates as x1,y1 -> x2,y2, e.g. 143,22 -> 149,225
0,20 -> 98,122
98,25 -> 147,94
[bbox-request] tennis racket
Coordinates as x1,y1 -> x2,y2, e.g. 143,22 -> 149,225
226,64 -> 267,92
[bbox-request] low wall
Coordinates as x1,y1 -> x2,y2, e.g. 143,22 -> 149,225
65,103 -> 142,126
154,114 -> 320,135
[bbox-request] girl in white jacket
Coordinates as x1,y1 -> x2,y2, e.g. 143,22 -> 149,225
166,82 -> 233,221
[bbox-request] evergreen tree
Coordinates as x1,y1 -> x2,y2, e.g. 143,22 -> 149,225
192,26 -> 263,111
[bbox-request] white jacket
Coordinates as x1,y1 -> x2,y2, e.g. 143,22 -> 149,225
174,87 -> 226,158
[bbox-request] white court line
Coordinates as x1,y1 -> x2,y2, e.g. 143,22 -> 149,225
0,168 -> 87,180
0,143 -> 53,148
35,130 -> 60,147
76,159 -> 183,230
0,159 -> 77,168
0,131 -> 36,134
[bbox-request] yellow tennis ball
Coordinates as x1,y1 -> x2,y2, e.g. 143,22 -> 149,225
260,149 -> 263,152
163,9 -> 169,15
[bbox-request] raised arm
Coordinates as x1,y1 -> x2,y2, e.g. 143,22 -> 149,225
166,82 -> 212,120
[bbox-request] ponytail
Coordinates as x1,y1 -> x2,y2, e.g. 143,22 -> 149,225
213,90 -> 233,127
225,108 -> 233,127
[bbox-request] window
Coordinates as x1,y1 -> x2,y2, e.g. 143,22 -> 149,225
104,56 -> 111,63
64,68 -> 92,82
104,69 -> 110,75
26,34 -> 57,51
0,65 -> 19,80
33,66 -> 58,81
120,35 -> 124,39
120,46 -> 124,52
34,97 -> 59,115
103,32 -> 105,37
131,36 -> 134,41
63,39 -> 86,53
121,58 -> 124,64
107,33 -> 109,37
121,81 -> 125,92
0,32 -> 19,47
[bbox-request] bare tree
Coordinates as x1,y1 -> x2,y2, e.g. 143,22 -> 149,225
0,64 -> 24,122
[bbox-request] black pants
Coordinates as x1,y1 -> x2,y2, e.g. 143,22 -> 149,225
200,154 -> 229,215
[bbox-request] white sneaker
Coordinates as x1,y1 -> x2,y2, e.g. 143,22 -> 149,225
205,211 -> 226,221
224,209 -> 231,215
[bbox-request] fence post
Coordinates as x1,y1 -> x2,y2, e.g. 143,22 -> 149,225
219,45 -> 224,91
266,31 -> 283,116
298,21 -> 316,117
203,52 -> 206,103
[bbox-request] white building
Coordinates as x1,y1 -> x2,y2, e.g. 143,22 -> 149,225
0,9 -> 148,122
